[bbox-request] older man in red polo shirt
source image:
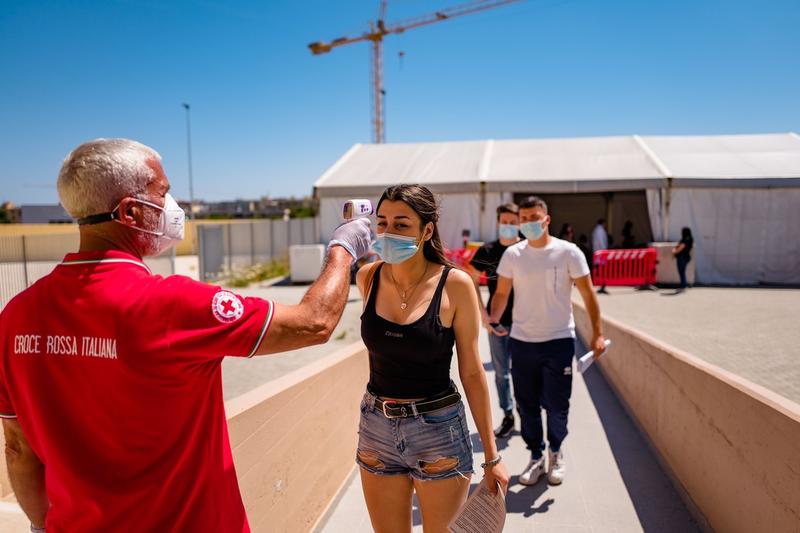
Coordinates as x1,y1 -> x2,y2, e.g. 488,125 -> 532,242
0,139 -> 371,532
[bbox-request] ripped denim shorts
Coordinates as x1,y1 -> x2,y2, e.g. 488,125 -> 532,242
356,388 -> 474,481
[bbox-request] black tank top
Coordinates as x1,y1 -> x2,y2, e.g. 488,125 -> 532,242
361,263 -> 456,399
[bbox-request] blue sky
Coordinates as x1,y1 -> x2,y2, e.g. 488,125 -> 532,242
1,0 -> 798,205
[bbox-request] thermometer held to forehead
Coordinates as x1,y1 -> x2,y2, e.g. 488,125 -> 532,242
343,199 -> 373,221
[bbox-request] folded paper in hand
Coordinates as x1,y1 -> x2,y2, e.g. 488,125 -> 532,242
576,339 -> 612,374
448,479 -> 506,533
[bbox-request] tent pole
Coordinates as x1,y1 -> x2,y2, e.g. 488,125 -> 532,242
479,182 -> 486,241
663,179 -> 672,241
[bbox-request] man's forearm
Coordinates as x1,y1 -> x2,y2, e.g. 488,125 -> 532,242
584,290 -> 603,336
6,451 -> 48,527
300,247 -> 352,334
489,292 -> 509,322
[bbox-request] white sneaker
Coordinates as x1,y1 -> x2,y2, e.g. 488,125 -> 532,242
547,449 -> 566,485
519,456 -> 546,486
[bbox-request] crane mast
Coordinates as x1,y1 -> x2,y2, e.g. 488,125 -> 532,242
309,0 -> 522,143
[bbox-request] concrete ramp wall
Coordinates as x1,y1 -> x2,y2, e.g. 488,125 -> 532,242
226,341 -> 368,532
574,303 -> 800,533
0,342 -> 369,530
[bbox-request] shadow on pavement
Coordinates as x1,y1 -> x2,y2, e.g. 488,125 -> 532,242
581,352 -> 701,532
505,477 -> 553,517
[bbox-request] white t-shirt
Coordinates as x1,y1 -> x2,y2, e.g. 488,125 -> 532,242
592,224 -> 608,252
496,237 -> 591,342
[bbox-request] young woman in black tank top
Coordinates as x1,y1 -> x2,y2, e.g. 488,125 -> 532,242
355,185 -> 509,531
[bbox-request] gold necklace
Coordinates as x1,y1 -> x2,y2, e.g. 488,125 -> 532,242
390,263 -> 429,310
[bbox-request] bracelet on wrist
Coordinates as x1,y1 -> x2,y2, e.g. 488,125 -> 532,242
31,525 -> 45,533
480,455 -> 502,468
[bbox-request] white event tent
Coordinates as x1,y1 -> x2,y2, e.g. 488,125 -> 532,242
314,133 -> 800,285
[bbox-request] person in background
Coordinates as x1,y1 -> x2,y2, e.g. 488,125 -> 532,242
577,234 -> 592,270
0,138 -> 373,533
557,223 -> 574,243
592,219 -> 608,253
468,203 -> 521,439
592,219 -> 609,294
489,196 -> 605,488
621,220 -> 636,249
672,227 -> 694,292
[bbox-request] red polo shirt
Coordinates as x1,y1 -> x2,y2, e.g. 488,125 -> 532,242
0,250 -> 274,532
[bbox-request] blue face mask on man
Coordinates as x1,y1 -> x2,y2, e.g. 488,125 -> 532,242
498,224 -> 519,241
372,232 -> 419,264
520,220 -> 546,240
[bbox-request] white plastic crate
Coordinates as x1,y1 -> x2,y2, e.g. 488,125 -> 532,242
289,244 -> 326,283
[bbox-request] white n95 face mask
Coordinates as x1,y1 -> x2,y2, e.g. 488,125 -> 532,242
131,193 -> 185,255
76,192 -> 186,256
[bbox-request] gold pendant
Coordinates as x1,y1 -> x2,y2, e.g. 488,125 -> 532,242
400,303 -> 408,310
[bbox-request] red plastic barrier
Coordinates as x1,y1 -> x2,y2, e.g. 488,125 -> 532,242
444,248 -> 487,285
445,247 -> 476,267
592,248 -> 657,287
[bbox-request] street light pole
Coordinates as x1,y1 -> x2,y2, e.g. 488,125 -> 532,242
181,102 -> 195,220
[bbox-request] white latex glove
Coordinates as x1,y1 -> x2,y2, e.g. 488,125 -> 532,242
328,218 -> 373,260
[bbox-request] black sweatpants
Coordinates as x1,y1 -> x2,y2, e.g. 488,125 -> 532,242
509,337 -> 575,459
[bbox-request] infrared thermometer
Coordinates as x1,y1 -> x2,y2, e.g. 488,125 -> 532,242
343,199 -> 373,221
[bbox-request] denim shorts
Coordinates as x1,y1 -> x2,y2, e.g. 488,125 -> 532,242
356,389 -> 474,481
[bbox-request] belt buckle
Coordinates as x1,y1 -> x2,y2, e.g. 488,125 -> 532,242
381,400 -> 408,419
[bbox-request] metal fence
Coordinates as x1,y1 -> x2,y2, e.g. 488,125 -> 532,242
0,233 -> 174,310
197,218 -> 319,281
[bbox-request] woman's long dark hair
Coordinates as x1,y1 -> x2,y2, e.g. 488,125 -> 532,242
682,227 -> 693,239
376,184 -> 452,266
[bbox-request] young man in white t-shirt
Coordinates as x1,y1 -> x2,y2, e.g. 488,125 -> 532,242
489,196 -> 605,486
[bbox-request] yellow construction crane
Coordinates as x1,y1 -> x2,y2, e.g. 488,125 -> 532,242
309,0 -> 523,143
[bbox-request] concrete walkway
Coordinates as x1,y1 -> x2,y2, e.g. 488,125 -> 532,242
0,498 -> 28,532
221,284 -> 365,400
591,286 -> 800,404
320,325 -> 700,532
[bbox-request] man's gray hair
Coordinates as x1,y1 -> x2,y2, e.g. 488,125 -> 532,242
57,138 -> 162,218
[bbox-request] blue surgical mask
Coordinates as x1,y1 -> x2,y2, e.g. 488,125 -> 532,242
372,232 -> 419,264
498,224 -> 519,241
521,221 -> 546,240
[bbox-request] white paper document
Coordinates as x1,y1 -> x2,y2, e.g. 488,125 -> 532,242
576,339 -> 612,374
448,479 -> 506,533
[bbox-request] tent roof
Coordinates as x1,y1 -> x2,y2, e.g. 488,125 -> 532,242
485,136 -> 664,192
314,141 -> 487,196
639,133 -> 800,187
315,133 -> 800,196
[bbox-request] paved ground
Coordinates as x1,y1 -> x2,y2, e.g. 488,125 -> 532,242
320,325 -> 699,532
0,500 -> 27,532
221,282 -> 364,400
222,283 -> 800,406
589,286 -> 800,404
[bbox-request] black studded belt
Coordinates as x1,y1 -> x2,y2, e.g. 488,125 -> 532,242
371,388 -> 461,419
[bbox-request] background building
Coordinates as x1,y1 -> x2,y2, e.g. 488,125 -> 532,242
19,204 -> 72,224
315,132 -> 800,285
0,202 -> 21,223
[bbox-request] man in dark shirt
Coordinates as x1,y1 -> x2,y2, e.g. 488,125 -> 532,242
577,234 -> 592,268
468,203 -> 520,438
673,226 -> 694,292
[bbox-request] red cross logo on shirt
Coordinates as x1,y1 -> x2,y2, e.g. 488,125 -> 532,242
221,299 -> 235,314
212,291 -> 244,323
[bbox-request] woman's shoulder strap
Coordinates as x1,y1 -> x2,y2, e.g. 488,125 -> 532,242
364,261 -> 384,304
432,265 -> 452,300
